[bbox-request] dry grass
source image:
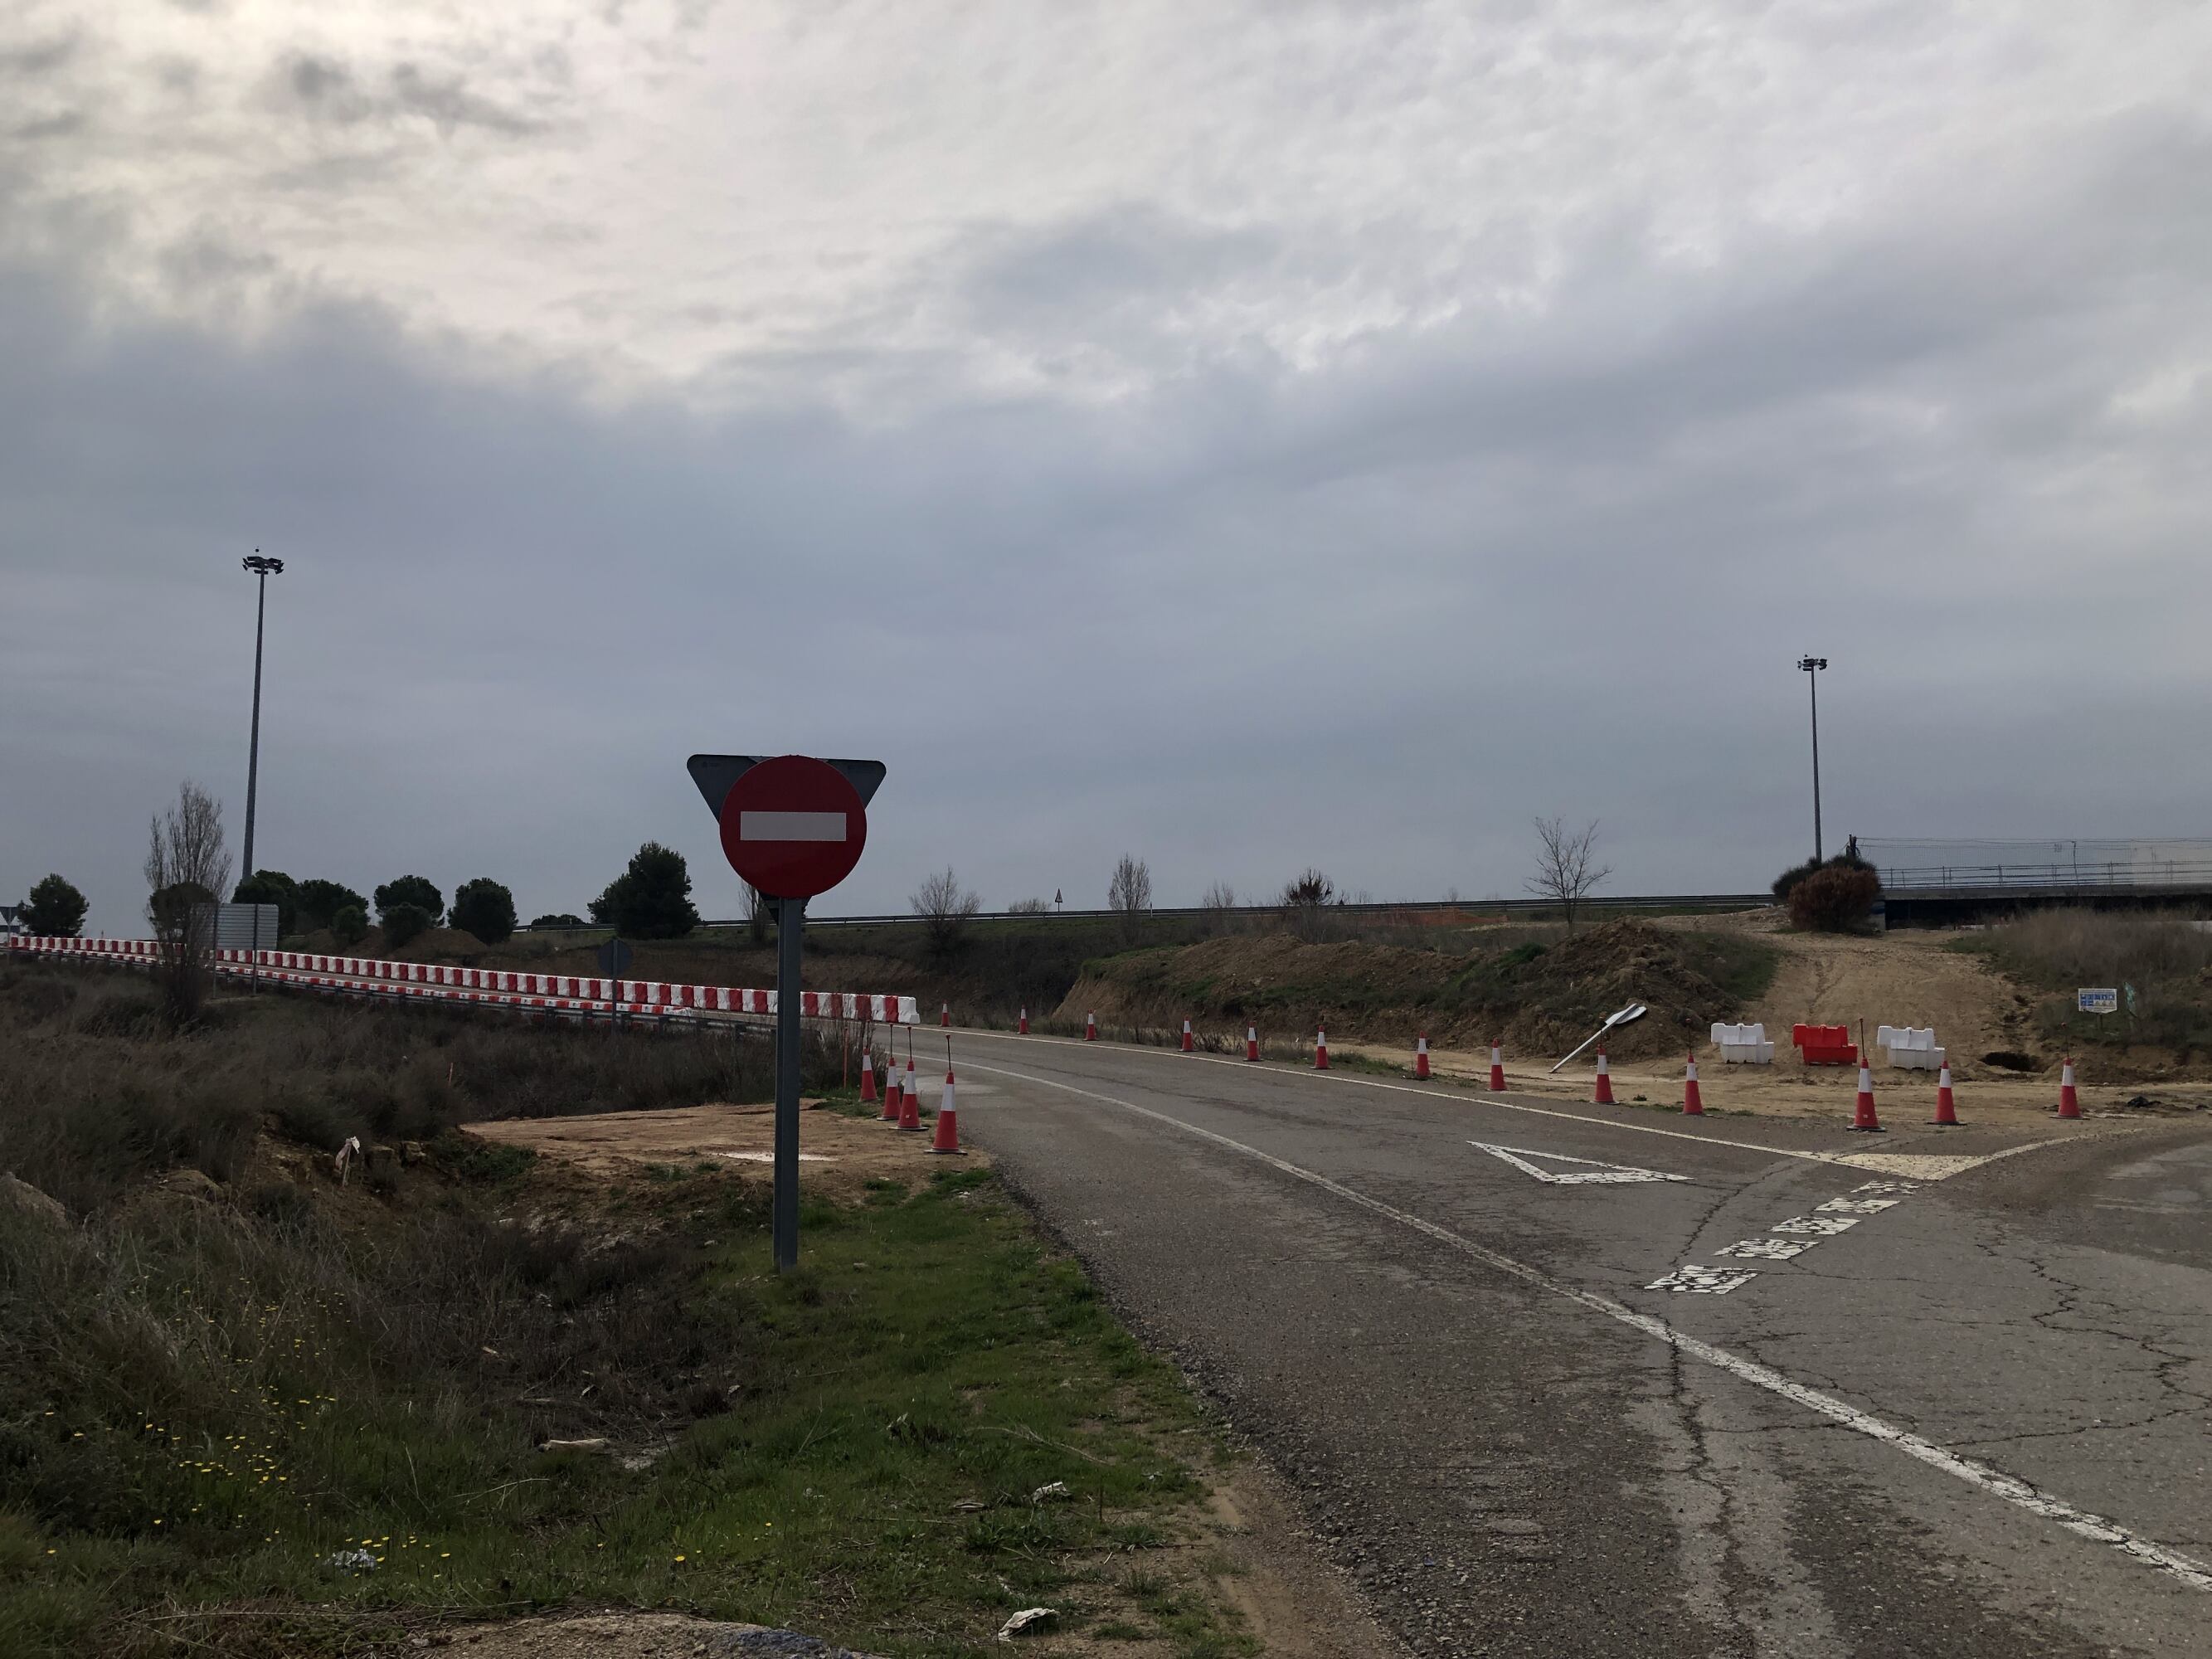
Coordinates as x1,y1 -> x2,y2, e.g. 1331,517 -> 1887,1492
1964,909 -> 2212,1058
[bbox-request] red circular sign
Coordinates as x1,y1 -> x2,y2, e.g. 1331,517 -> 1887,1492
717,756 -> 868,899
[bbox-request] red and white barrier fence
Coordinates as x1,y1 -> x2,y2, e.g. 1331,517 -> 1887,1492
7,936 -> 919,1025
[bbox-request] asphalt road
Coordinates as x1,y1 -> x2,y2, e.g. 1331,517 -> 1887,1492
912,1029 -> 2212,1658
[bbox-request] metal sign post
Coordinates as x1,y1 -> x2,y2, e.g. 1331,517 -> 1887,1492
689,753 -> 885,1275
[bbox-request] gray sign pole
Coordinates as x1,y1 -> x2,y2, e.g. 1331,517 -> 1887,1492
774,894 -> 806,1273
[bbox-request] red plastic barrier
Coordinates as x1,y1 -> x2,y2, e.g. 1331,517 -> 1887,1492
1791,1023 -> 1858,1066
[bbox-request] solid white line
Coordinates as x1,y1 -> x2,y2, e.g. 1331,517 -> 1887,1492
965,1058 -> 2212,1596
946,1024 -> 2069,1179
1469,1141 -> 1686,1185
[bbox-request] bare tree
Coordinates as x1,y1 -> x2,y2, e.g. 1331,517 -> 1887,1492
1006,897 -> 1052,915
1524,816 -> 1612,933
1279,868 -> 1335,941
1106,854 -> 1153,941
741,880 -> 772,946
1200,880 -> 1237,912
145,780 -> 233,1024
910,866 -> 980,958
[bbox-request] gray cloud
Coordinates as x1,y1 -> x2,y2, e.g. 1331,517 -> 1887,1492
2,5 -> 2210,937
271,52 -> 548,138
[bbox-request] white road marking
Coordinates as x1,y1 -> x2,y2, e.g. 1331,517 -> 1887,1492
1771,1215 -> 1860,1236
1852,1180 -> 1921,1195
944,1026 -> 2064,1181
1816,1197 -> 1899,1215
1648,1264 -> 1760,1294
1715,1238 -> 1816,1261
961,1058 -> 2212,1596
1470,1141 -> 1688,1185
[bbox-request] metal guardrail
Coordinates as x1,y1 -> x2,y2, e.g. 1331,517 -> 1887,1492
1875,862 -> 2212,893
674,893 -> 1775,931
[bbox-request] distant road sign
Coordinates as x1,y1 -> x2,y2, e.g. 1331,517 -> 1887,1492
2078,987 -> 2119,1015
596,938 -> 634,979
712,756 -> 871,899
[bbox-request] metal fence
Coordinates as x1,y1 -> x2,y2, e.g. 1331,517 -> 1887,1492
1859,839 -> 2212,893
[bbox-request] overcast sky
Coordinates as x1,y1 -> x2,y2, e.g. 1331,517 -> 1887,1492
4,2 -> 2209,936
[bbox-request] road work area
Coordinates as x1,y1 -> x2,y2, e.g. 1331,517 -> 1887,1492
926,1025 -> 2212,1657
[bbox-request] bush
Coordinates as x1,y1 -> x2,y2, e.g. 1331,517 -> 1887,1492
589,843 -> 698,939
295,878 -> 367,933
330,905 -> 369,946
382,902 -> 434,949
374,875 -> 444,926
451,878 -> 517,945
1787,865 -> 1882,932
21,873 -> 89,937
531,912 -> 585,928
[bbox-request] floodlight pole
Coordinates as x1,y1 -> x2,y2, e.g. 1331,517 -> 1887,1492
773,894 -> 806,1273
241,553 -> 284,882
1798,656 -> 1828,863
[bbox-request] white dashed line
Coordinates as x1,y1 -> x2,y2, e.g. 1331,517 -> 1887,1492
961,1058 -> 2212,1596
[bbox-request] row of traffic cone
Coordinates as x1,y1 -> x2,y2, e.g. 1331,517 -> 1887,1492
858,1047 -> 962,1152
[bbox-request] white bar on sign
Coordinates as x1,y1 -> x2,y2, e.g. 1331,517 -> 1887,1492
740,810 -> 847,842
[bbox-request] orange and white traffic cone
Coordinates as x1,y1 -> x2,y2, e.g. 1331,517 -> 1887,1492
1488,1040 -> 1506,1092
1182,1018 -> 1194,1052
1315,1029 -> 1330,1070
929,1069 -> 963,1154
1593,1048 -> 1615,1105
1932,1061 -> 1959,1126
2057,1057 -> 2081,1119
1414,1034 -> 1431,1079
1682,1053 -> 1704,1117
859,1049 -> 877,1107
941,1003 -> 950,1028
1246,1025 -> 1260,1063
898,1061 -> 922,1131
1085,1012 -> 1098,1042
1018,1007 -> 1028,1035
1850,1063 -> 1884,1132
882,1061 -> 903,1123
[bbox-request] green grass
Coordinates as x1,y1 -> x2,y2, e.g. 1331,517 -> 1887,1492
0,1167 -> 1246,1659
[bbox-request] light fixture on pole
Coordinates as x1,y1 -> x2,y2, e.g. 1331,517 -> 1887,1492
241,553 -> 284,883
1797,655 -> 1828,863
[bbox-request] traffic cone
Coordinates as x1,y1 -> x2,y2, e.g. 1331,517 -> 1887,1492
859,1049 -> 877,1107
1414,1034 -> 1431,1079
1315,1029 -> 1330,1070
1182,1019 -> 1194,1053
1593,1048 -> 1614,1105
1932,1061 -> 1959,1126
929,1069 -> 963,1153
2057,1057 -> 2081,1119
1849,1063 -> 1884,1132
1245,1025 -> 1260,1063
1683,1053 -> 1704,1117
1085,1012 -> 1098,1042
898,1060 -> 922,1131
882,1060 -> 902,1123
1488,1039 -> 1506,1092
1018,1007 -> 1028,1034
941,1003 -> 950,1028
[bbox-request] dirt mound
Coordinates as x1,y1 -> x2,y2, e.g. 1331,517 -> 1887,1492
1061,921 -> 1769,1060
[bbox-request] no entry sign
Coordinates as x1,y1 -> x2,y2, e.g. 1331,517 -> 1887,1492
716,755 -> 868,898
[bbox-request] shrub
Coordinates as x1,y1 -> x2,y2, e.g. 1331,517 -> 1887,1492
1770,857 -> 1823,902
330,904 -> 369,946
382,902 -> 434,949
374,875 -> 444,926
1787,865 -> 1882,932
295,878 -> 367,932
21,873 -> 88,937
590,843 -> 698,939
531,912 -> 585,928
451,878 -> 517,945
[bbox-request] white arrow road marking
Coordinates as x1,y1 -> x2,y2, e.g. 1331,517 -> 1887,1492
1471,1141 -> 1688,1185
959,1057 -> 2212,1596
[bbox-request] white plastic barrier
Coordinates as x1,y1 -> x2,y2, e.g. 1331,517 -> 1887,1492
1876,1025 -> 1945,1070
1709,1021 -> 1775,1064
